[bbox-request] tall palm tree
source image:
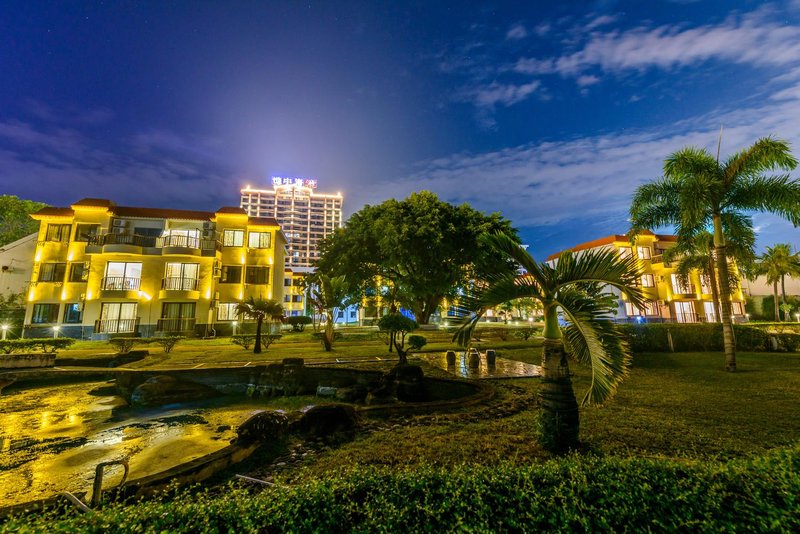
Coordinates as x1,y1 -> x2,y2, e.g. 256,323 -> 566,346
236,298 -> 284,354
754,244 -> 800,321
630,137 -> 800,371
455,233 -> 645,452
307,274 -> 352,351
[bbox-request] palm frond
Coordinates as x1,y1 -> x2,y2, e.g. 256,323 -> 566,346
479,232 -> 546,283
553,248 -> 647,310
723,137 -> 798,184
629,178 -> 682,234
556,288 -> 631,406
725,175 -> 800,226
663,147 -> 718,180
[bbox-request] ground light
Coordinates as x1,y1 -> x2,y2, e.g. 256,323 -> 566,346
53,326 -> 60,339
1,324 -> 8,340
232,320 -> 238,336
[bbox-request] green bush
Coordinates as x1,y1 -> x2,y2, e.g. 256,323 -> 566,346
615,323 -> 781,353
109,336 -> 143,355
232,334 -> 281,351
0,338 -> 75,354
407,334 -> 427,351
154,336 -> 184,353
286,316 -> 313,332
5,446 -> 798,532
514,326 -> 540,341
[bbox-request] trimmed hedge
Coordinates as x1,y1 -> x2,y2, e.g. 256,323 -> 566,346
0,338 -> 75,354
617,323 -> 800,353
231,334 -> 282,350
3,446 -> 798,532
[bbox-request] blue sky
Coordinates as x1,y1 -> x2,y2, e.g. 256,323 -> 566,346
1,0 -> 799,257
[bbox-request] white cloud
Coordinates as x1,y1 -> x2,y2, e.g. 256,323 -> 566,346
584,14 -> 618,31
506,23 -> 527,41
576,74 -> 601,87
460,80 -> 541,109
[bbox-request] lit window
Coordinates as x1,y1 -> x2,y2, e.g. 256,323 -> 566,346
38,263 -> 67,282
248,231 -> 272,248
63,303 -> 82,324
671,273 -> 693,294
45,224 -> 71,242
217,303 -> 240,321
223,230 -> 244,247
32,303 -> 59,324
618,247 -> 633,260
641,274 -> 655,287
637,246 -> 651,259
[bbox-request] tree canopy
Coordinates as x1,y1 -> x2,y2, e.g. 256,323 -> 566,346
315,191 -> 521,323
0,195 -> 47,247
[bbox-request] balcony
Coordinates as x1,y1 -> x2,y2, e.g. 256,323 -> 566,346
156,235 -> 222,257
159,277 -> 200,299
86,233 -> 158,254
95,318 -> 140,334
101,276 -> 141,298
156,317 -> 196,334
86,233 -> 221,257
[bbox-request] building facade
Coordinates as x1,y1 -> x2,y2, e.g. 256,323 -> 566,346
283,267 -> 311,317
546,232 -> 747,323
240,177 -> 343,268
24,198 -> 286,339
0,233 -> 37,298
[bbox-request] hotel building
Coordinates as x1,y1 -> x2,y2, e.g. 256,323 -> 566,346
240,177 -> 343,268
546,231 -> 747,323
24,198 -> 286,339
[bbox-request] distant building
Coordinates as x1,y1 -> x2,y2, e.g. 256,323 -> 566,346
24,198 -> 286,339
283,267 -> 311,317
0,233 -> 37,298
240,177 -> 343,268
547,231 -> 747,323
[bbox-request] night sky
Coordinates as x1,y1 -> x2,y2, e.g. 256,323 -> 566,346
1,1 -> 799,257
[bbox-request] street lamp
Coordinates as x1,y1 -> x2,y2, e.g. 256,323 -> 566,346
795,313 -> 799,323
1,324 -> 8,340
232,320 -> 238,336
53,326 -> 60,339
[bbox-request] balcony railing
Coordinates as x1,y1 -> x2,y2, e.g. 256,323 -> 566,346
157,235 -> 200,249
102,276 -> 141,291
89,234 -> 157,247
161,277 -> 199,291
156,317 -> 196,333
95,318 -> 140,333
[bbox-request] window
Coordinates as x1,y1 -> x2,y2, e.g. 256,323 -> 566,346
248,231 -> 272,248
284,295 -> 291,303
161,302 -> 195,318
103,262 -> 142,290
223,229 -> 244,247
284,278 -> 292,287
245,266 -> 270,284
38,263 -> 67,282
637,246 -> 651,260
68,262 -> 88,282
220,265 -> 242,284
134,227 -> 162,238
731,302 -> 744,315
74,224 -> 100,242
618,247 -> 633,260
31,303 -> 59,324
63,303 -> 82,323
45,224 -> 71,242
159,229 -> 200,248
216,302 -> 240,321
293,295 -> 303,303
641,274 -> 655,287
700,275 -> 712,294
163,263 -> 199,290
98,302 -> 138,333
674,301 -> 696,323
671,273 -> 693,294
625,302 -> 642,316
703,302 -> 717,322
643,301 -> 659,316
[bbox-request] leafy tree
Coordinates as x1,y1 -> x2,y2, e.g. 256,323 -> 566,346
236,298 -> 284,353
286,315 -> 313,332
0,195 -> 47,246
754,244 -> 800,321
630,137 -> 800,371
307,274 -> 352,351
377,313 -> 419,364
315,191 -> 520,324
455,233 -> 645,452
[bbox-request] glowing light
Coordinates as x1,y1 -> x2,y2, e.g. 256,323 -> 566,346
1,324 -> 8,340
67,252 -> 74,261
271,176 -> 317,189
35,250 -> 42,262
205,289 -> 211,299
28,289 -> 35,302
60,289 -> 67,301
238,289 -> 244,300
138,291 -> 151,301
86,290 -> 93,300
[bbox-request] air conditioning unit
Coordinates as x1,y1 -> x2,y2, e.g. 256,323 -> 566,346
112,227 -> 127,235
202,230 -> 215,239
203,221 -> 216,230
112,219 -> 129,227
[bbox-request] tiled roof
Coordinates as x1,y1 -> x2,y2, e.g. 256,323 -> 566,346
545,230 -> 676,261
31,207 -> 74,218
71,198 -> 115,208
216,207 -> 248,215
112,206 -> 215,221
248,216 -> 280,226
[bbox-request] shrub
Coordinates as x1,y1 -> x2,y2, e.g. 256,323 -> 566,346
0,338 -> 75,354
312,331 -> 342,348
407,335 -> 427,351
232,334 -> 282,351
109,336 -> 142,354
286,316 -> 313,332
154,336 -> 183,353
616,323 -> 773,353
514,326 -> 539,341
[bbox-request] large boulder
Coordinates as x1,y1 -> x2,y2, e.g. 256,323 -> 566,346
130,375 -> 219,407
237,410 -> 290,443
388,364 -> 427,402
293,404 -> 358,437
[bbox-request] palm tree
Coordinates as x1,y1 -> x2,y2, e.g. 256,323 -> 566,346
307,274 -> 352,351
754,244 -> 800,321
454,233 -> 645,452
630,137 -> 800,371
236,298 -> 284,354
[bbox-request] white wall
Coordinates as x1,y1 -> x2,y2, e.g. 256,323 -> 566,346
0,233 -> 36,297
742,275 -> 800,297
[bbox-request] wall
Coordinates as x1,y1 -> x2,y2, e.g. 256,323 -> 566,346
0,233 -> 36,297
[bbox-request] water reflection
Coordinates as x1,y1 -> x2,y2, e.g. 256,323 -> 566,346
418,352 -> 541,379
0,382 -> 264,507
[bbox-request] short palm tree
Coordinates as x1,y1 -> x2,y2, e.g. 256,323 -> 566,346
455,233 -> 645,452
630,136 -> 800,371
236,297 -> 284,354
307,274 -> 352,351
754,244 -> 800,321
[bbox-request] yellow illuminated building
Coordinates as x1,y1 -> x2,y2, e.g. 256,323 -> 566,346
24,198 -> 286,338
546,231 -> 747,323
283,267 -> 309,317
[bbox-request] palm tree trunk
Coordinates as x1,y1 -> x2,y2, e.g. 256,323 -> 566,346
708,258 -> 721,322
773,281 -> 780,322
781,275 -> 788,321
713,215 -> 736,372
254,316 -> 263,354
323,319 -> 334,351
538,304 -> 579,452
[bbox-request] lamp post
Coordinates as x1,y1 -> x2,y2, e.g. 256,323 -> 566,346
795,313 -> 799,323
1,324 -> 8,340
53,326 -> 60,339
232,320 -> 238,336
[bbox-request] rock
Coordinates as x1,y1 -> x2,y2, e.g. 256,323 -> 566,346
237,410 -> 289,443
335,385 -> 368,403
446,350 -> 456,366
294,404 -> 358,437
316,386 -> 337,397
390,364 -> 427,402
130,375 -> 219,407
365,385 -> 396,405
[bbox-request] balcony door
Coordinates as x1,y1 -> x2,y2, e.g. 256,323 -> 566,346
164,262 -> 199,290
159,302 -> 196,332
674,301 -> 696,323
98,302 -> 138,333
104,262 -> 142,290
160,229 -> 200,248
703,302 -> 717,322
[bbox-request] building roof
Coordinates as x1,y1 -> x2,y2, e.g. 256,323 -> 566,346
71,198 -> 116,208
247,216 -> 280,226
112,206 -> 214,221
545,231 -> 677,261
215,206 -> 248,215
31,207 -> 75,219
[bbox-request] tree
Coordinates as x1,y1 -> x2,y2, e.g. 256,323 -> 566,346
236,298 -> 284,354
630,136 -> 800,371
307,274 -> 352,351
377,313 -> 419,364
315,191 -> 520,324
0,195 -> 47,246
754,244 -> 800,321
455,233 -> 645,452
